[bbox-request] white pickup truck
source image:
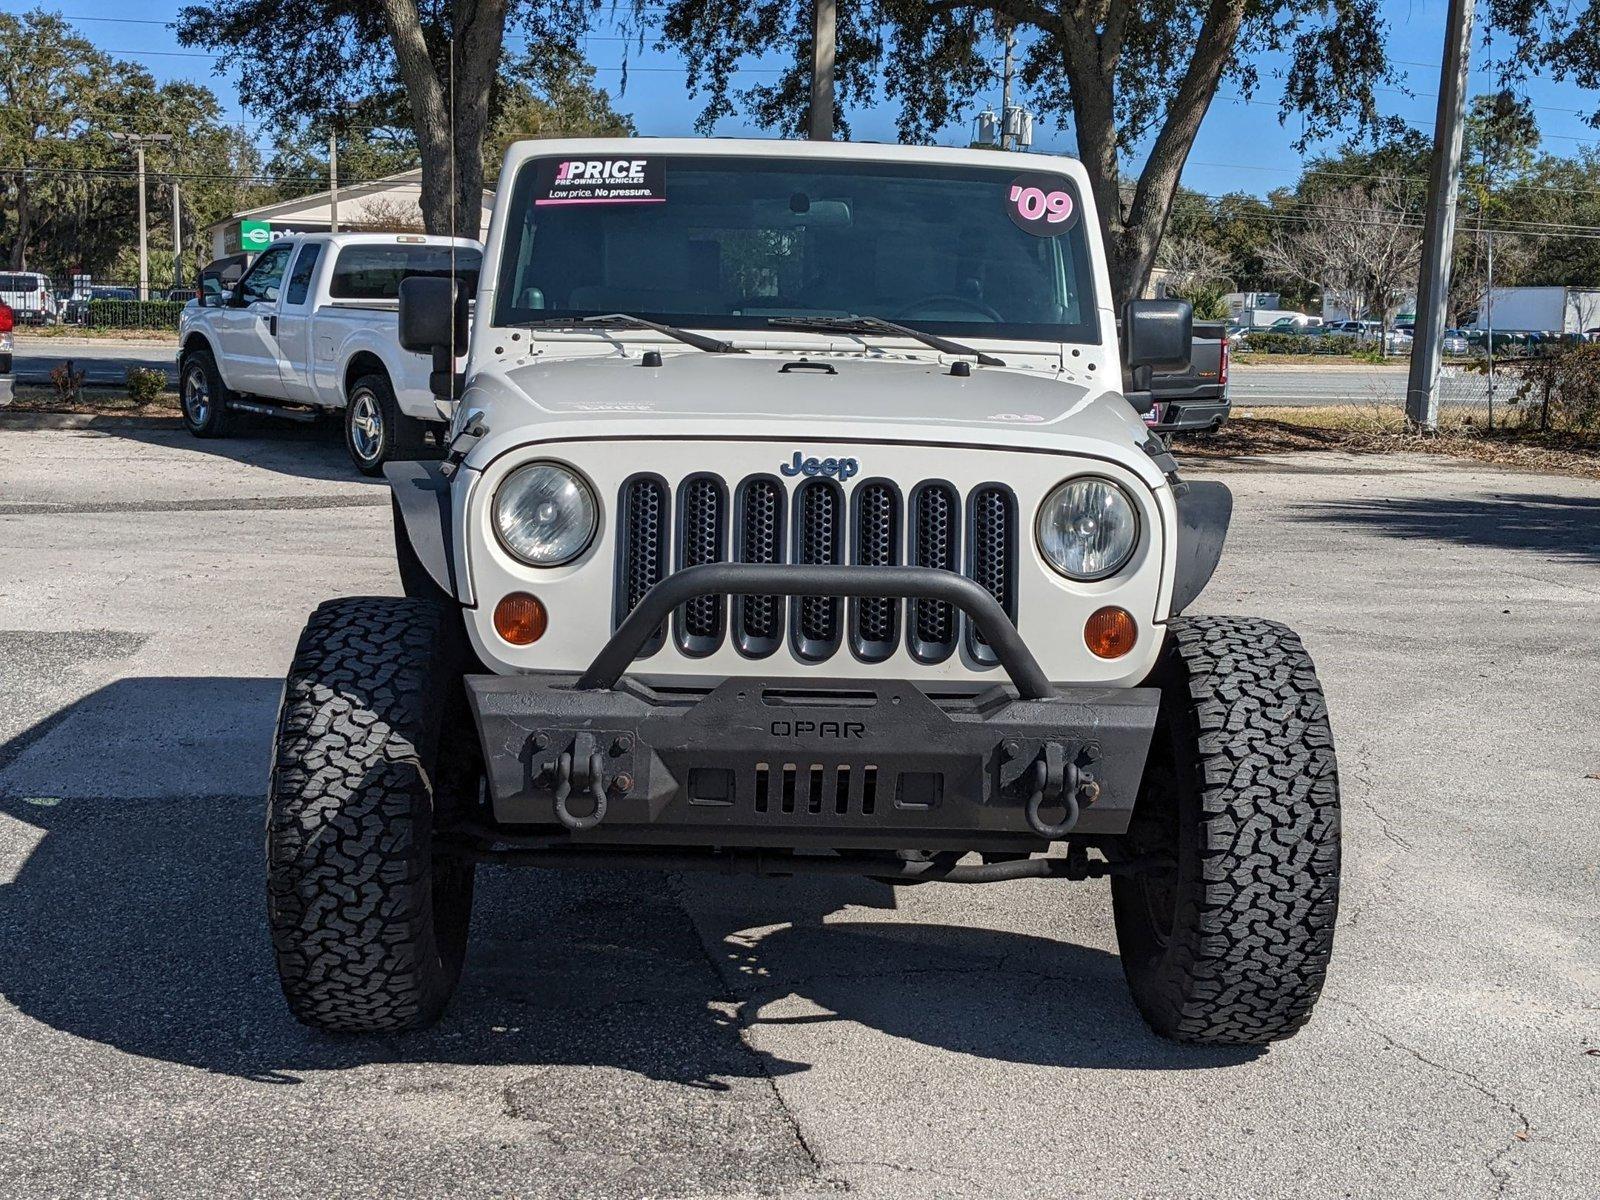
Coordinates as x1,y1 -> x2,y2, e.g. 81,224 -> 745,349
177,232 -> 480,473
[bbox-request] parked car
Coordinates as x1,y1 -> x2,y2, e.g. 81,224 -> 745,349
0,271 -> 58,324
1149,319 -> 1230,433
1265,314 -> 1322,332
264,137 -> 1343,1048
0,299 -> 13,396
1441,328 -> 1471,355
178,232 -> 482,473
64,287 -> 136,325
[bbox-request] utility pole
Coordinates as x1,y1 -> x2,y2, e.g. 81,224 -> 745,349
107,132 -> 172,300
171,180 -> 182,290
809,0 -> 836,141
1405,0 -> 1474,431
1000,24 -> 1015,150
329,131 -> 340,233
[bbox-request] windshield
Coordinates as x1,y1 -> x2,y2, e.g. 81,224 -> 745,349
494,154 -> 1099,344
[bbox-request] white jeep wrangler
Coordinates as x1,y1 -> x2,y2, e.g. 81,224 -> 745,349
267,139 -> 1340,1045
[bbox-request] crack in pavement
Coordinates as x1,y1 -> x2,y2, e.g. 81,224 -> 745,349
663,874 -> 846,1194
1330,997 -> 1531,1197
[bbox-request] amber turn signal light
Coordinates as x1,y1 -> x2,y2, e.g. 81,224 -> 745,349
493,593 -> 548,645
1084,606 -> 1137,659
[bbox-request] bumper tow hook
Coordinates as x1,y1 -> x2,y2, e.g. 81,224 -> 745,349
552,736 -> 608,831
1025,743 -> 1081,839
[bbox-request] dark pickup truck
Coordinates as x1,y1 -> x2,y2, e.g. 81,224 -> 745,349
1148,320 -> 1229,434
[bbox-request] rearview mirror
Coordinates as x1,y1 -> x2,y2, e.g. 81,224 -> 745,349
1123,299 -> 1193,370
399,276 -> 469,355
400,275 -> 471,400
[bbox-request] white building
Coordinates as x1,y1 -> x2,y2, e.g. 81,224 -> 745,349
206,169 -> 494,260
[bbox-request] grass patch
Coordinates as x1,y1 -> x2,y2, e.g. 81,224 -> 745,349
1179,404 -> 1600,479
15,325 -> 179,343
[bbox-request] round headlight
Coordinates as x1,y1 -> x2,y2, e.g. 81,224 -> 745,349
493,463 -> 597,566
1037,478 -> 1139,581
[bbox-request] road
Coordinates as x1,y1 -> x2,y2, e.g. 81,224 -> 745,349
11,336 -> 1469,408
11,336 -> 177,387
0,423 -> 1596,1199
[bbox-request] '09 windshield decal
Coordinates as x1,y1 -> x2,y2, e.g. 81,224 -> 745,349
1006,173 -> 1079,236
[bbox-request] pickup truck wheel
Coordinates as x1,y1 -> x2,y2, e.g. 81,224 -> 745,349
179,348 -> 231,437
1112,616 -> 1340,1046
345,373 -> 424,476
267,596 -> 477,1033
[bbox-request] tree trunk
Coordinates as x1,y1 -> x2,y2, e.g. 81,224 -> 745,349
378,0 -> 507,239
8,166 -> 29,270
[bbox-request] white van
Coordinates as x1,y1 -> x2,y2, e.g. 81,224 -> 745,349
0,272 -> 57,324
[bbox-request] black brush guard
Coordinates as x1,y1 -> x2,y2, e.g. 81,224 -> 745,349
465,563 -> 1160,853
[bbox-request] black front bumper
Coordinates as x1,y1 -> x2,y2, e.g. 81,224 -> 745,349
467,563 -> 1160,852
468,675 -> 1159,851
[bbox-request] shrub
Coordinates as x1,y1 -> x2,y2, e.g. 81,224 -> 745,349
50,360 -> 86,402
126,366 -> 167,404
1240,332 -> 1362,355
1494,342 -> 1600,432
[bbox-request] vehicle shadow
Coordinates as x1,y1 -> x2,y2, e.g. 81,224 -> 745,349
1290,493 -> 1600,564
0,677 -> 1251,1091
83,418 -> 389,488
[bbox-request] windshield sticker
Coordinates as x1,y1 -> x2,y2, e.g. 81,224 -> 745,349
1006,174 -> 1079,236
534,158 -> 666,206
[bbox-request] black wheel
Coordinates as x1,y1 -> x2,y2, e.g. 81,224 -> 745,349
344,373 -> 424,476
1113,616 -> 1340,1045
267,596 -> 477,1033
179,346 -> 232,438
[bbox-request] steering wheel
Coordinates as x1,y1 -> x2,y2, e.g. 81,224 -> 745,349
892,294 -> 1004,322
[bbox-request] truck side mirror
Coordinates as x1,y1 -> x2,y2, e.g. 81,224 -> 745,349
399,275 -> 470,400
1121,299 -> 1193,415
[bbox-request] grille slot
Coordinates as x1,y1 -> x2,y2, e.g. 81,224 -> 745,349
615,475 -> 669,657
966,485 -> 1018,664
674,475 -> 727,655
850,481 -> 901,662
790,480 -> 844,661
733,476 -> 785,657
908,483 -> 960,662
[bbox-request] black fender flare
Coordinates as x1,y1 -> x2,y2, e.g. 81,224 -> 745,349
1170,480 -> 1232,614
385,460 -> 457,599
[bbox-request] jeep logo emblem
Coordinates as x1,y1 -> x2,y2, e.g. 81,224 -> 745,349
781,451 -> 859,480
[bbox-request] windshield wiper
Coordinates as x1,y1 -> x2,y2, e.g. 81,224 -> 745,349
768,315 -> 1007,366
516,313 -> 744,354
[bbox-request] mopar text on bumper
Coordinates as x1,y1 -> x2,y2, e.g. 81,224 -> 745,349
467,563 -> 1159,847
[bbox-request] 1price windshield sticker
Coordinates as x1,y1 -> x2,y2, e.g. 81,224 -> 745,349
1006,173 -> 1078,235
534,158 -> 666,206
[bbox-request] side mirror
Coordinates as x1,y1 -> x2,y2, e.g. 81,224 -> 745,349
225,288 -> 248,308
1121,299 -> 1192,415
399,275 -> 471,400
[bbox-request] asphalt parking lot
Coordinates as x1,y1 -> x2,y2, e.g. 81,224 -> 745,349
0,422 -> 1596,1199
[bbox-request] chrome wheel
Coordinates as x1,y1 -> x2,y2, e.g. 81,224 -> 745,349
349,390 -> 384,463
182,364 -> 210,427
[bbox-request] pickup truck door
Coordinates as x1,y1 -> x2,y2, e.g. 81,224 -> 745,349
273,242 -> 323,403
214,243 -> 292,395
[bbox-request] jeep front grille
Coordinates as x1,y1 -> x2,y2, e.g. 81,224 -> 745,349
614,472 -> 1017,665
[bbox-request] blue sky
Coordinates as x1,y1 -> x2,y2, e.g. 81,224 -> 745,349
15,0 -> 1600,200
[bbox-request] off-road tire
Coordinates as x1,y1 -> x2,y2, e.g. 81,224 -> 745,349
344,372 -> 424,476
178,346 -> 232,438
1113,615 -> 1340,1045
268,596 -> 477,1033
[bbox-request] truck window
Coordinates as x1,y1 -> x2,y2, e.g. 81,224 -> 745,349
494,155 -> 1100,345
284,243 -> 323,307
239,245 -> 292,304
328,245 -> 482,301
